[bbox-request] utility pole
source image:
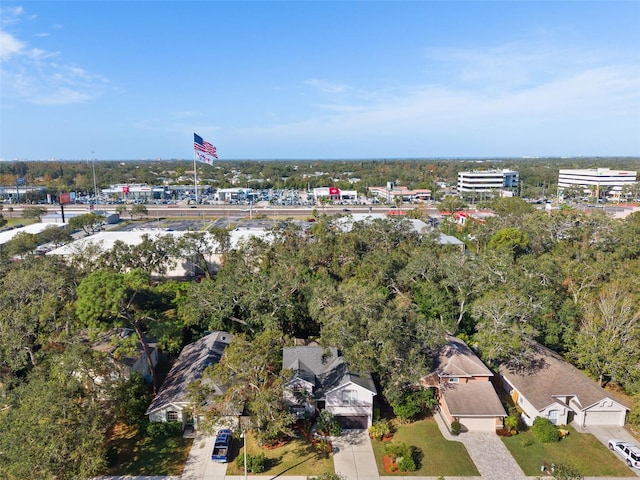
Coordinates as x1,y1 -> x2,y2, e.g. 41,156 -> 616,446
241,429 -> 247,480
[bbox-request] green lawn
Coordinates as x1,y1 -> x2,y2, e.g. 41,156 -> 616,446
501,425 -> 634,477
225,431 -> 335,477
105,423 -> 193,476
370,418 -> 479,476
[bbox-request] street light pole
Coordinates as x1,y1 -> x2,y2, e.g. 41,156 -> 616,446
241,429 -> 247,480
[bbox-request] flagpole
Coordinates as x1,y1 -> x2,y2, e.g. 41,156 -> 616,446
193,134 -> 198,205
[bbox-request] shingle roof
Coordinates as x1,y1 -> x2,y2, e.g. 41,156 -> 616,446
498,343 -> 630,411
441,381 -> 507,417
282,346 -> 376,397
433,335 -> 494,379
146,331 -> 232,414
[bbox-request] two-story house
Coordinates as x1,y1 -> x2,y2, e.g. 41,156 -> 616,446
421,335 -> 507,432
283,345 -> 377,429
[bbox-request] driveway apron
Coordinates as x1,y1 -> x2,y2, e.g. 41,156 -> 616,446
181,434 -> 228,480
332,430 -> 381,480
434,413 -> 526,480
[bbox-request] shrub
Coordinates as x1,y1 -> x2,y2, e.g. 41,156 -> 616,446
549,462 -> 584,480
237,453 -> 266,473
368,419 -> 393,440
145,421 -> 183,438
384,441 -> 408,460
315,439 -> 332,458
504,413 -> 519,434
384,442 -> 417,472
389,386 -> 435,422
307,474 -> 346,480
316,410 -> 342,436
531,417 -> 560,443
450,421 -> 461,435
397,454 -> 417,472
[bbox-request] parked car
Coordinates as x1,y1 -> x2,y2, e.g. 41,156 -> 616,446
608,439 -> 640,469
211,429 -> 233,463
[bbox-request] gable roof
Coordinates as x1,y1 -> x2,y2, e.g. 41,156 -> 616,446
282,346 -> 376,397
432,335 -> 494,379
441,381 -> 507,417
498,343 -> 630,412
146,331 -> 232,415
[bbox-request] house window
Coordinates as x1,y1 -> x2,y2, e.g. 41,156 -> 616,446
342,390 -> 357,405
448,377 -> 459,384
167,410 -> 179,422
547,409 -> 559,425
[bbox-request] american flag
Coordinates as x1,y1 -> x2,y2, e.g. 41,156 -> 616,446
194,133 -> 218,160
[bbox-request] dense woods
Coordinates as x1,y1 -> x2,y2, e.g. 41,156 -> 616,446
1,159 -> 639,478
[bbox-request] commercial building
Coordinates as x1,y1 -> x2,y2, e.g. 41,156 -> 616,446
367,182 -> 431,202
557,168 -> 637,200
457,169 -> 519,195
312,187 -> 358,202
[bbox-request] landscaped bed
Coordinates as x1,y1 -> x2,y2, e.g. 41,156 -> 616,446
501,424 -> 633,477
225,430 -> 335,477
370,417 -> 479,476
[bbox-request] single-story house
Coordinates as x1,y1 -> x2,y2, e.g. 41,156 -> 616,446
283,345 -> 377,429
421,335 -> 507,432
146,331 -> 233,430
498,343 -> 629,427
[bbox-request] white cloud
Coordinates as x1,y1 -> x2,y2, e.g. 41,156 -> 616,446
1,7 -> 108,105
0,31 -> 25,60
226,41 -> 639,156
0,6 -> 25,25
305,78 -> 349,94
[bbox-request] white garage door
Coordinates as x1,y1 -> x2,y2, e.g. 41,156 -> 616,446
584,410 -> 624,426
459,416 -> 498,432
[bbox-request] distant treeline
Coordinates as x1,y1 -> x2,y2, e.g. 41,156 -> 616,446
1,157 -> 638,199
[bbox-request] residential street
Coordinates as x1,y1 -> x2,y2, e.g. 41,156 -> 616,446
98,422 -> 640,480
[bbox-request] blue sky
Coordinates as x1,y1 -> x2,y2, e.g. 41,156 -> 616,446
1,1 -> 639,161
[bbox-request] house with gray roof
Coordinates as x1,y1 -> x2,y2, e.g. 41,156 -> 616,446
283,346 -> 377,429
421,335 -> 507,432
498,343 -> 629,427
146,331 -> 233,430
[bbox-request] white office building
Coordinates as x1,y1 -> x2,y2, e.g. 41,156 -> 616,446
558,168 -> 637,199
457,169 -> 519,194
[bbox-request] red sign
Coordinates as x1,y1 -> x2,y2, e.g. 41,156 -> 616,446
122,186 -> 130,194
59,192 -> 71,205
328,186 -> 340,196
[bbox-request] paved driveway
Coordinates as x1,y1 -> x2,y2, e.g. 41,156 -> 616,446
332,430 -> 380,480
181,435 -> 228,480
433,413 -> 525,480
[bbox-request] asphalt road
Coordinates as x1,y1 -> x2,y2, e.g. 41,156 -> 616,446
15,203 -> 416,219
